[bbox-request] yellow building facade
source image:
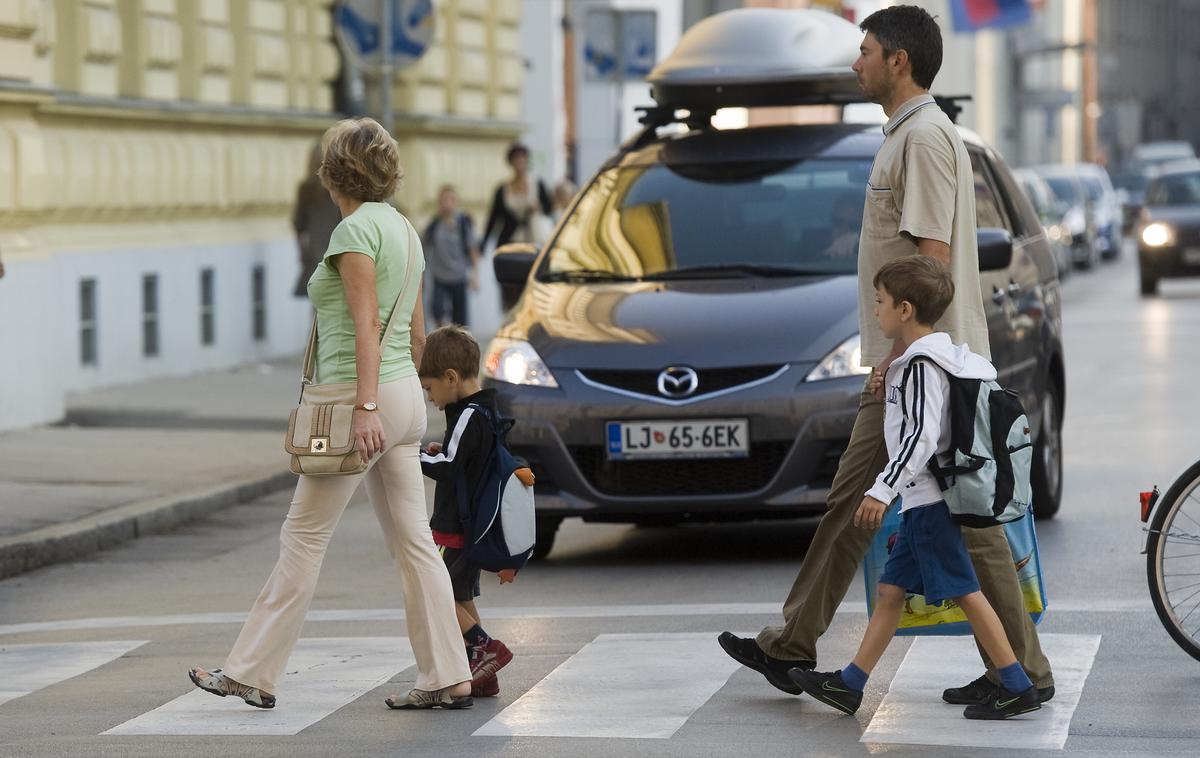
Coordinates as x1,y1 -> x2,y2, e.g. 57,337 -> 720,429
0,0 -> 524,431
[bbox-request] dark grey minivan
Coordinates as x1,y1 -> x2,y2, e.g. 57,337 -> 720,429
485,21 -> 1066,560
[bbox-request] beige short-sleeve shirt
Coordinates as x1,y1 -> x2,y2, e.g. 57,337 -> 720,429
858,93 -> 990,365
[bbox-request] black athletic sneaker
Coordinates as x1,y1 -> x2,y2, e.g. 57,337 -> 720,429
717,632 -> 813,696
962,684 -> 1041,720
944,674 -> 1056,705
787,669 -> 863,716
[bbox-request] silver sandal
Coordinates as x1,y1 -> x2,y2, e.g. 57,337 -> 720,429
188,667 -> 276,709
384,686 -> 473,710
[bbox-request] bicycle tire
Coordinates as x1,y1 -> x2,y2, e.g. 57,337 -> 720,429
1147,458 -> 1200,661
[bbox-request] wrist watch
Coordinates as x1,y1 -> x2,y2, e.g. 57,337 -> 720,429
356,401 -> 379,412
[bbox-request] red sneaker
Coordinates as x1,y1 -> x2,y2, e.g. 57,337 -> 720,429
471,674 -> 499,698
469,638 -> 513,680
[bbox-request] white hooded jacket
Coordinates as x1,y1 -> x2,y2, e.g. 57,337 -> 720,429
865,332 -> 997,511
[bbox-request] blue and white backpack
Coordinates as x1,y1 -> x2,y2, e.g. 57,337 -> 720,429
913,358 -> 1034,527
456,405 -> 537,571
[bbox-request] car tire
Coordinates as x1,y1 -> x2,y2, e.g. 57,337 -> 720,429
1031,380 -> 1063,520
531,516 -> 562,561
1139,265 -> 1159,296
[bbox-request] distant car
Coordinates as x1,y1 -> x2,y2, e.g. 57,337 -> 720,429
1111,170 -> 1148,235
1132,141 -> 1196,173
1033,168 -> 1099,269
1137,162 -> 1200,295
1038,164 -> 1121,261
486,8 -> 1068,558
1013,169 -> 1072,279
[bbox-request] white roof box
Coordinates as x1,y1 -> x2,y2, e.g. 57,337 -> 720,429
648,8 -> 863,110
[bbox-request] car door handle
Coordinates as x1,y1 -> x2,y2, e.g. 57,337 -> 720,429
992,285 -> 1007,304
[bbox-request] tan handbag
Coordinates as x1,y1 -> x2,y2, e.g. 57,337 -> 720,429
284,216 -> 420,476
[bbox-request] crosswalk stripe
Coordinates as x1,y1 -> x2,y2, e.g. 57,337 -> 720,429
0,641 -> 148,708
473,632 -> 743,740
104,637 -> 415,736
860,633 -> 1101,750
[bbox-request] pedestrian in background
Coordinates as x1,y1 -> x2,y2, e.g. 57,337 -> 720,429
292,142 -> 343,298
423,184 -> 480,327
188,117 -> 473,711
483,143 -> 553,249
718,4 -> 1055,709
551,178 -> 577,222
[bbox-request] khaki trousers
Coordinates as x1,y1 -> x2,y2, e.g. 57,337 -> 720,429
223,375 -> 471,695
756,383 -> 1053,688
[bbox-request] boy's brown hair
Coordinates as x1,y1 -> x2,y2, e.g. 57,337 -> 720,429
419,325 -> 480,380
873,255 -> 955,326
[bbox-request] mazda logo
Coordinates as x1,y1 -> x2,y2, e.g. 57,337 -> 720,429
657,366 -> 699,398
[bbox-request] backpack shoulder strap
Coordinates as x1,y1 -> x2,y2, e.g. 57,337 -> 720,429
458,213 -> 472,258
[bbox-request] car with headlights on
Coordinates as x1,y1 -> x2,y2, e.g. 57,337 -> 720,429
483,8 -> 1067,558
1137,161 -> 1200,295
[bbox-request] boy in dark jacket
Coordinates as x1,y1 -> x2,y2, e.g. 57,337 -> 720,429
419,325 -> 515,698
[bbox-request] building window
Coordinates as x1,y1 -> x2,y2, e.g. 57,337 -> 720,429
200,268 -> 215,346
252,265 -> 266,341
142,274 -> 160,357
80,279 -> 98,366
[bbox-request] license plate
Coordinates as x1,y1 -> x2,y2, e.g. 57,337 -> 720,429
1183,247 -> 1200,265
606,419 -> 750,461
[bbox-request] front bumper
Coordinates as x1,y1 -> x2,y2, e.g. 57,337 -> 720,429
486,366 -> 863,522
1139,244 -> 1200,279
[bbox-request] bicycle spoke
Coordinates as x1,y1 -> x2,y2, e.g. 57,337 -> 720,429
1163,552 -> 1200,560
1165,579 -> 1200,594
1167,585 -> 1200,615
1174,500 -> 1200,531
1177,595 -> 1200,626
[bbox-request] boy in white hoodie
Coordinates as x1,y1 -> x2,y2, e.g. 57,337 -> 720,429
788,256 -> 1041,721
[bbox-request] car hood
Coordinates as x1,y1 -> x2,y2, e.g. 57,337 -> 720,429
1143,205 -> 1200,228
506,275 -> 861,369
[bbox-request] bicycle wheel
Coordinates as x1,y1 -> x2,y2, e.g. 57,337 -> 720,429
1147,458 -> 1200,661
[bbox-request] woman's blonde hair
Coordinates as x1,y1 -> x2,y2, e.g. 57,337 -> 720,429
317,118 -> 402,202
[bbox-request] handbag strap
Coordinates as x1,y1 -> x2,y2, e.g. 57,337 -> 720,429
301,213 -> 422,388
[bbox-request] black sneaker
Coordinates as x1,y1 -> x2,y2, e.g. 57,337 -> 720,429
717,632 -> 813,696
787,669 -> 863,716
944,674 -> 1056,705
963,685 -> 1041,720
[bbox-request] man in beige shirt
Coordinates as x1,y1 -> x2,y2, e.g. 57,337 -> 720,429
719,4 -> 1054,709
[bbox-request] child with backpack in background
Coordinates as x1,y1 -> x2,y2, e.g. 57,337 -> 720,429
419,325 -> 533,698
788,256 -> 1042,721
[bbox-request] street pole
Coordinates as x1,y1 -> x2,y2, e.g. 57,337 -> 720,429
380,0 -> 394,135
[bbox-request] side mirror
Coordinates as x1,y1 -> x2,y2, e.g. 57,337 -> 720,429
493,243 -> 538,311
977,228 -> 1013,271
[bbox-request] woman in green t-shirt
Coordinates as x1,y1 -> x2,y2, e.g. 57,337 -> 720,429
188,118 -> 473,710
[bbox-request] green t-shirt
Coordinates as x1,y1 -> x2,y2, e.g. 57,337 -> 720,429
307,202 -> 425,385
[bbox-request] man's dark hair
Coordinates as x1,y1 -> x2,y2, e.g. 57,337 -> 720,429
860,5 -> 943,90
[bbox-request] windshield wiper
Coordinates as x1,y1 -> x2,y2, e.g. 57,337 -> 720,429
642,264 -> 823,280
539,269 -> 638,283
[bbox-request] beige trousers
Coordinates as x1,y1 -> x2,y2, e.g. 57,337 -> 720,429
223,375 -> 471,694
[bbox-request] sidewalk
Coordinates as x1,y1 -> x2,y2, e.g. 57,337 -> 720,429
0,357 -> 450,580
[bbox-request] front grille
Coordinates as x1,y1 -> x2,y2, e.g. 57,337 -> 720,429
570,442 -> 792,497
578,365 -> 785,399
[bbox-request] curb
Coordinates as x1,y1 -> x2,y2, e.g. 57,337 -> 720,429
0,470 -> 295,580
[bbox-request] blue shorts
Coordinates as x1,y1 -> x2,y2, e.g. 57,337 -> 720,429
878,501 -> 980,605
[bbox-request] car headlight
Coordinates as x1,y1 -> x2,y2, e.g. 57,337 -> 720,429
1141,222 -> 1175,248
806,334 -> 873,382
483,337 -> 559,388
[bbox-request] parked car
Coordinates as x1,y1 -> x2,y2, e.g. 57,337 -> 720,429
486,8 -> 1067,558
1013,168 -> 1072,279
1132,141 -> 1196,173
1137,161 -> 1200,295
1111,169 -> 1148,236
1033,168 -> 1100,269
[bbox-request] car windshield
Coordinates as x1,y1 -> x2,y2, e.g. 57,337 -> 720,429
1043,177 -> 1082,205
1079,176 -> 1105,201
1147,172 -> 1200,206
539,158 -> 872,280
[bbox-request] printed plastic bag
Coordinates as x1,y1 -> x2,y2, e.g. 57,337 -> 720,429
862,499 -> 1047,635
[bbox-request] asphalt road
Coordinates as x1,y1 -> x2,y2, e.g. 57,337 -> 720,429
2,248 -> 1199,757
